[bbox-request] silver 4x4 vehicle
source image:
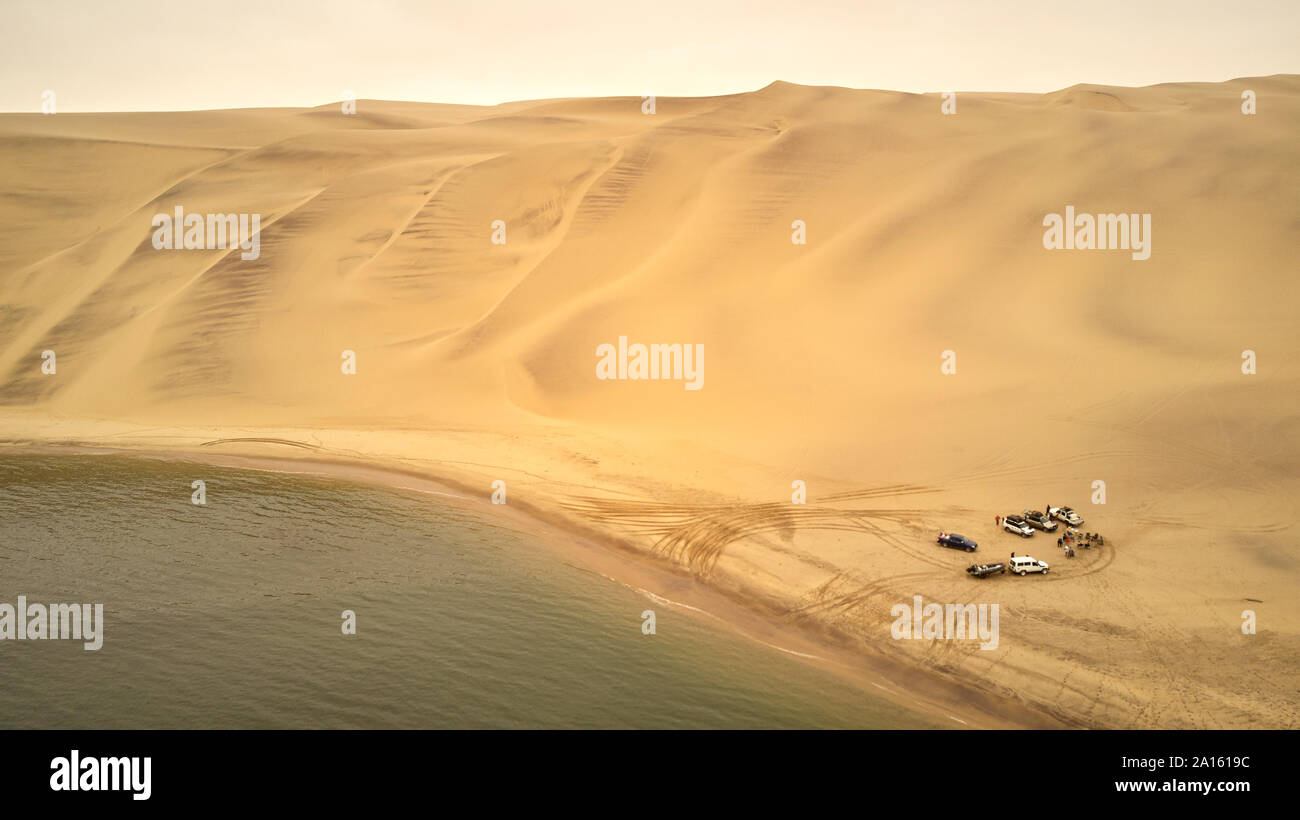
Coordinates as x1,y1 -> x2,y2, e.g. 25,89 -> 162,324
1008,555 -> 1049,575
1049,506 -> 1084,526
1001,515 -> 1034,537
1021,510 -> 1058,532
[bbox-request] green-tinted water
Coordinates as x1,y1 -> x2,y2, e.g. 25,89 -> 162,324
0,454 -> 939,728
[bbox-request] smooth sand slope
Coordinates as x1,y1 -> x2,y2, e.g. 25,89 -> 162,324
2,77 -> 1298,727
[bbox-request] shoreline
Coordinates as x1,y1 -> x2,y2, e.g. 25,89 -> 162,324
0,434 -> 1058,729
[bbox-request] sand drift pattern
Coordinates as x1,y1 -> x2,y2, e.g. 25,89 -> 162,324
564,484 -> 942,576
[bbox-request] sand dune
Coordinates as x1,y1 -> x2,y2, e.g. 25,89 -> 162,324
2,76 -> 1298,727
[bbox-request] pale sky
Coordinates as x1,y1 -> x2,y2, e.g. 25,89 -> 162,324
2,0 -> 1296,112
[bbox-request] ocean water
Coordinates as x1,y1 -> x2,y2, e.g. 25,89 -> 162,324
0,454 -> 939,729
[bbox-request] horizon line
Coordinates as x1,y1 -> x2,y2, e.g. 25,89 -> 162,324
4,73 -> 1295,116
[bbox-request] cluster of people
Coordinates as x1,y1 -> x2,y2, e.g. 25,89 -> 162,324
1056,528 -> 1104,557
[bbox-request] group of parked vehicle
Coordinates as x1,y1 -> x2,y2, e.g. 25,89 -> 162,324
936,505 -> 1099,579
1000,506 -> 1083,537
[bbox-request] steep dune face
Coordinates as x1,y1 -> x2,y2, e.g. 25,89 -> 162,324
2,78 -> 1298,727
4,80 -> 1296,433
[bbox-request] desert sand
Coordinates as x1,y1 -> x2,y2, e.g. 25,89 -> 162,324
1,77 -> 1298,728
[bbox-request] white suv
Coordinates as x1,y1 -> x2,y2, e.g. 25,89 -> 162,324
1002,515 -> 1034,537
1008,555 -> 1049,575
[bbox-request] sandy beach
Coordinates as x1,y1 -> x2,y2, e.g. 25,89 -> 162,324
2,77 -> 1298,728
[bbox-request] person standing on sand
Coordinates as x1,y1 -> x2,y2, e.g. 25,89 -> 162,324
996,515 -> 1001,527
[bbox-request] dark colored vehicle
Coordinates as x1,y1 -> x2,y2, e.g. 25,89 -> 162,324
937,532 -> 978,552
966,562 -> 1006,577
